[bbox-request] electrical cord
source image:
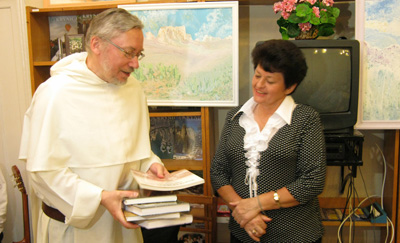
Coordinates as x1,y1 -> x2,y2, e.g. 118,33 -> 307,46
375,143 -> 393,243
336,142 -> 394,243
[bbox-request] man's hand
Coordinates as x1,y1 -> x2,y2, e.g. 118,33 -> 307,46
243,214 -> 271,242
100,190 -> 140,229
147,163 -> 169,178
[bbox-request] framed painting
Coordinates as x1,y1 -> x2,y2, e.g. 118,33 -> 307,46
43,0 -> 136,8
355,0 -> 400,129
120,2 -> 239,107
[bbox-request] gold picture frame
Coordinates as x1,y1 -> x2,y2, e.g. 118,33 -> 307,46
43,0 -> 137,8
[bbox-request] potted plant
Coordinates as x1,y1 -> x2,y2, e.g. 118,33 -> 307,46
273,0 -> 340,40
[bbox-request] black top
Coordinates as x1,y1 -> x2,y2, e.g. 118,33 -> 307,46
210,104 -> 326,243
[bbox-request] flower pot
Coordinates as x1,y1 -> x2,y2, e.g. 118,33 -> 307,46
295,25 -> 319,40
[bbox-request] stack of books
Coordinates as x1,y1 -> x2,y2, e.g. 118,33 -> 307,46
123,169 -> 205,229
124,194 -> 192,229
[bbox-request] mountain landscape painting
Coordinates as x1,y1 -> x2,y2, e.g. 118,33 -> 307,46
122,2 -> 239,107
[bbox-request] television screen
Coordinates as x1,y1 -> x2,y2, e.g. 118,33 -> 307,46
292,46 -> 352,114
287,40 -> 360,133
255,40 -> 360,133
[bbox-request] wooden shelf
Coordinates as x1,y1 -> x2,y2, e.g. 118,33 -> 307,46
162,159 -> 203,171
322,220 -> 386,227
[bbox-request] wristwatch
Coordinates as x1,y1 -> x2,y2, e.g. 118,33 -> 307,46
273,191 -> 281,208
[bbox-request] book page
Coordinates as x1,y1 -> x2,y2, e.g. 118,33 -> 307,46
131,169 -> 204,191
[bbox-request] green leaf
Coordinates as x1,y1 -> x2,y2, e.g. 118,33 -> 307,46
288,13 -> 310,24
281,31 -> 290,40
310,15 -> 321,25
296,3 -> 311,17
277,17 -> 288,27
287,23 -> 301,38
327,16 -> 337,25
331,7 -> 340,18
318,24 -> 335,36
319,10 -> 329,24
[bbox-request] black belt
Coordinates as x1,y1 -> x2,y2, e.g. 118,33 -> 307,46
42,202 -> 65,223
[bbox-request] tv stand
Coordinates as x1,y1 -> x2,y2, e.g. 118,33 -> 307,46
324,130 -> 364,193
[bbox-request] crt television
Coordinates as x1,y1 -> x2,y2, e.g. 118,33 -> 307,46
256,39 -> 360,134
289,39 -> 360,133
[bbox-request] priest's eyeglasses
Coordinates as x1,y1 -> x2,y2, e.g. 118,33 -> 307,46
105,39 -> 145,61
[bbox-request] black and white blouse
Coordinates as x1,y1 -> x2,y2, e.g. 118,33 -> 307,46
210,98 -> 326,243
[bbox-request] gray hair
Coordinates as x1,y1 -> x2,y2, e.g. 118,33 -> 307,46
85,8 -> 144,53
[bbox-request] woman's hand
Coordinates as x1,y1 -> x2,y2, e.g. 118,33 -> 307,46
230,197 -> 260,227
244,214 -> 272,242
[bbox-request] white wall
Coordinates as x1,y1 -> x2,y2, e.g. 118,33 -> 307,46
0,0 -> 33,242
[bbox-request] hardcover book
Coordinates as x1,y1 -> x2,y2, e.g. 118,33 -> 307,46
131,169 -> 204,191
124,210 -> 181,222
124,201 -> 190,216
137,213 -> 193,229
49,15 -> 78,61
123,194 -> 178,206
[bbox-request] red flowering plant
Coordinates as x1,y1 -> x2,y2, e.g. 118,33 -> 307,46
273,0 -> 340,40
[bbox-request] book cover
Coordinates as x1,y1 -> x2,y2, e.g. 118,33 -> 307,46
138,213 -> 193,229
123,194 -> 178,206
173,116 -> 202,160
125,201 -> 190,216
178,232 -> 205,243
150,116 -> 175,159
322,208 -> 341,221
77,14 -> 96,36
124,210 -> 181,222
131,169 -> 205,191
49,15 -> 78,61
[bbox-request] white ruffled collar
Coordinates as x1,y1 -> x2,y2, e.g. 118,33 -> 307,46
237,96 -> 296,197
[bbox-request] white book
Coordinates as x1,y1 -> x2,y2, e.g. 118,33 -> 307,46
138,213 -> 193,229
123,194 -> 178,206
124,210 -> 181,222
131,169 -> 205,191
125,201 -> 190,216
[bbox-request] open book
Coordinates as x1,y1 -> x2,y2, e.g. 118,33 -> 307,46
131,169 -> 205,191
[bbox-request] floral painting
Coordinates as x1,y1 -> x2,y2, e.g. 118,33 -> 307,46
356,0 -> 400,128
121,2 -> 239,107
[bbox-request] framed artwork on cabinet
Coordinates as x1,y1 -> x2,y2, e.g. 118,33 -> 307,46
65,34 -> 85,55
120,2 -> 239,107
355,0 -> 400,129
149,116 -> 202,161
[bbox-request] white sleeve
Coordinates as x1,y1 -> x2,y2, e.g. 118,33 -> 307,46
0,169 -> 7,233
139,151 -> 163,173
29,168 -> 103,229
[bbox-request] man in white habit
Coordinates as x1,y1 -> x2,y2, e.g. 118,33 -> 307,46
19,8 -> 168,243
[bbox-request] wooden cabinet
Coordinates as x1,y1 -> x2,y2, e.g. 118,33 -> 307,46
383,130 -> 399,241
26,4 -> 217,242
148,107 -> 216,242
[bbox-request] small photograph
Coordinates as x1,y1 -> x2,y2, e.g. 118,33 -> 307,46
65,34 -> 85,55
177,232 -> 205,243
